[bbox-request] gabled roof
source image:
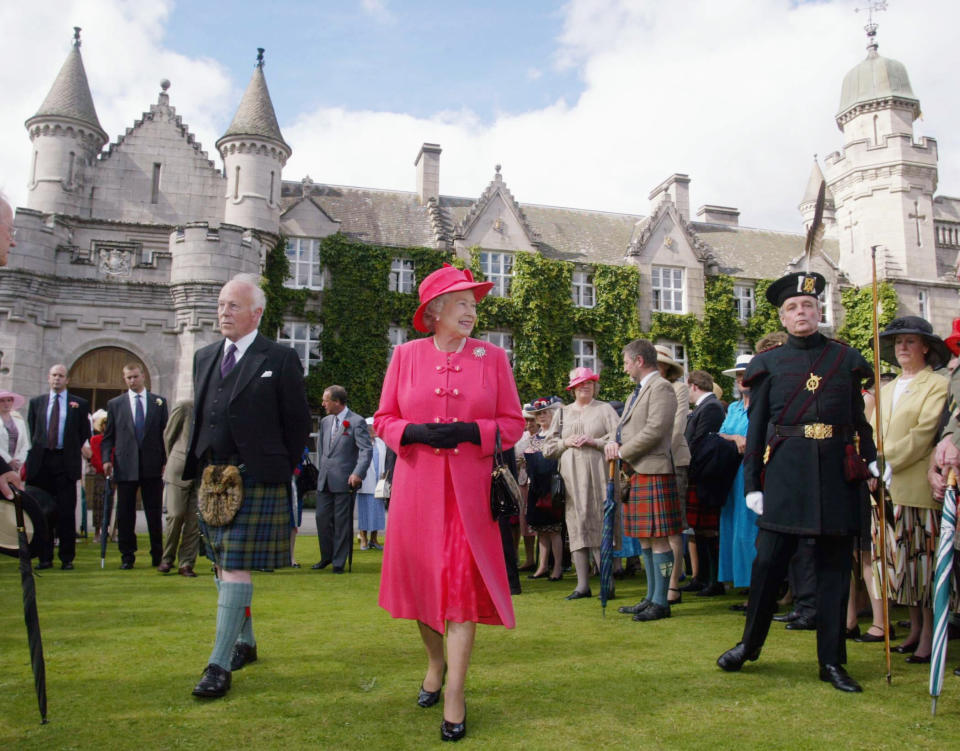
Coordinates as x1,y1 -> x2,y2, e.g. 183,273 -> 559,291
218,52 -> 289,151
26,34 -> 106,140
454,166 -> 540,247
629,199 -> 719,267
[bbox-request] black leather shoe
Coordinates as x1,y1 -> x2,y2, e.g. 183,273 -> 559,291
786,616 -> 816,631
696,582 -> 725,597
819,664 -> 862,692
440,708 -> 466,742
565,589 -> 592,600
61,562 -> 74,570
311,560 -> 332,570
854,627 -> 891,643
905,653 -> 931,664
772,610 -> 801,623
527,571 -> 548,579
667,588 -> 682,605
729,603 -> 748,612
230,642 -> 258,671
679,578 -> 705,592
892,641 -> 918,654
619,599 -> 651,615
332,566 -> 345,574
632,603 -> 670,621
717,643 -> 760,672
418,684 -> 441,708
36,561 -> 53,570
120,562 -> 134,570
953,665 -> 960,677
845,625 -> 860,640
192,664 -> 231,698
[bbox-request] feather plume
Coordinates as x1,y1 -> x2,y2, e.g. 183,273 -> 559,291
804,180 -> 826,273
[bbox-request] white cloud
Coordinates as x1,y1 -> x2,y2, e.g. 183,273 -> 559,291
360,0 -> 395,24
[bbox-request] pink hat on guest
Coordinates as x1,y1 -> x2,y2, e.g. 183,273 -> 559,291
566,367 -> 600,390
0,390 -> 26,410
945,318 -> 960,356
412,264 -> 494,333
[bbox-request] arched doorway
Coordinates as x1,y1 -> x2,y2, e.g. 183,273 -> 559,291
68,347 -> 152,412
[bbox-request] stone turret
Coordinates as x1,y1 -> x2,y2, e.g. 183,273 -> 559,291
215,49 -> 290,234
24,28 -> 108,216
798,158 -> 836,234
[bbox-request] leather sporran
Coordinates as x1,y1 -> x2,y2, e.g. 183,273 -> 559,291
491,428 -> 521,520
198,465 -> 244,526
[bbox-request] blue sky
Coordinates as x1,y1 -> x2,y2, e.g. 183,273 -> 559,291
2,0 -> 958,231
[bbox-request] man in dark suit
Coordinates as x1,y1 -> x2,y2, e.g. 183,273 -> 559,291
185,273 -> 311,699
100,362 -> 168,569
313,385 -> 372,573
716,272 -> 876,693
25,363 -> 91,569
684,369 -> 727,597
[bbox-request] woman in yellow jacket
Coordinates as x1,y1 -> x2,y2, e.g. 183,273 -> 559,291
872,316 -> 949,663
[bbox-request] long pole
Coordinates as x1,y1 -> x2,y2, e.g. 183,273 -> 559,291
870,245 -> 893,685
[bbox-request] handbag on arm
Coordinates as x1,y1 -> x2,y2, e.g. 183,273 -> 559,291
490,427 -> 521,520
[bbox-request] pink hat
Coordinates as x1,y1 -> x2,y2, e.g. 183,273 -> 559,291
0,390 -> 25,410
945,318 -> 960,356
566,367 -> 600,390
412,264 -> 494,333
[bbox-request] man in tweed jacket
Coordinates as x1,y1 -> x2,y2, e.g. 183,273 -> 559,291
184,274 -> 311,699
605,338 -> 682,622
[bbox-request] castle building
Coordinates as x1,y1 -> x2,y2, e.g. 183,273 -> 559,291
1,26 -> 958,409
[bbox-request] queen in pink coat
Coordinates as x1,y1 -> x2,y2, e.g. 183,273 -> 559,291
374,264 -> 523,743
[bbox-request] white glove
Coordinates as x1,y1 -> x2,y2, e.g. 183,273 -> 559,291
746,491 -> 763,515
883,461 -> 893,489
868,461 -> 880,478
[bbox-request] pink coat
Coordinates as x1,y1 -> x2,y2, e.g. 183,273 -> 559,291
374,336 -> 524,632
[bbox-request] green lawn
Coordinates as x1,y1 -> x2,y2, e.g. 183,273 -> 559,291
2,536 -> 959,750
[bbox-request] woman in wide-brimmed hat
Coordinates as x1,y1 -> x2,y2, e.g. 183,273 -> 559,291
0,390 -> 29,473
543,368 -> 620,599
523,397 -> 566,581
716,355 -> 756,597
870,316 -> 949,661
374,264 -> 524,742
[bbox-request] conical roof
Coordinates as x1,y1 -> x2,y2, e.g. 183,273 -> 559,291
838,47 -> 918,121
218,54 -> 289,151
27,38 -> 106,139
800,159 -> 834,206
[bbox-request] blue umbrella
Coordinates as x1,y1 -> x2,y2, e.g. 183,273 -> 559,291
599,460 -> 617,614
930,469 -> 958,716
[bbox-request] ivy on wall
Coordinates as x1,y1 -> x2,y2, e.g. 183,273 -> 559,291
741,278 -> 782,348
260,235 -> 313,341
693,275 -> 739,395
837,281 -> 898,367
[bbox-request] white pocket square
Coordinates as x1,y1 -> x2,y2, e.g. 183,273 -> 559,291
261,371 -> 273,378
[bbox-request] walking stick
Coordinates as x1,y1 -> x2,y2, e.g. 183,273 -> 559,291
870,245 -> 893,685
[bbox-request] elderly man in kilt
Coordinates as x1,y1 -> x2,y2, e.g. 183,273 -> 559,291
184,273 -> 311,698
716,272 -> 876,692
606,338 -> 684,622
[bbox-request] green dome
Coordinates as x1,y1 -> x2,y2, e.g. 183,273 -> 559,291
837,48 -> 918,119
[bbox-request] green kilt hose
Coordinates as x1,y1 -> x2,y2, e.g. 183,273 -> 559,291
625,472 -> 683,538
201,480 -> 291,570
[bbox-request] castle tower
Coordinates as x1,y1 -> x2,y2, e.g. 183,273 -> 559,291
798,157 -> 836,235
24,28 -> 108,216
215,49 -> 291,234
823,20 -> 938,285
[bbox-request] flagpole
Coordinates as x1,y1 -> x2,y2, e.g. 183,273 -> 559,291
870,245 -> 893,685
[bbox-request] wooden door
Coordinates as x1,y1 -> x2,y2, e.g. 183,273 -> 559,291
68,347 -> 151,412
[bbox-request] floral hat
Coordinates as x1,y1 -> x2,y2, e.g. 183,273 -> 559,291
528,396 -> 563,413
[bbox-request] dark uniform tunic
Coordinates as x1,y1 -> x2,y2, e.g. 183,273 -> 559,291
739,331 -> 876,667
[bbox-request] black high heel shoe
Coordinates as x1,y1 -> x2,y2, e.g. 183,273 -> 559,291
440,706 -> 467,742
527,571 -> 549,580
417,665 -> 446,708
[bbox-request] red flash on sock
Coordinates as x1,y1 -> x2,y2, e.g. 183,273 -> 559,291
245,606 -> 251,618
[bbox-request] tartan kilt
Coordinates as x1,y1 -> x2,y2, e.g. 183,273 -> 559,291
200,480 -> 291,570
685,483 -> 720,531
624,473 -> 683,538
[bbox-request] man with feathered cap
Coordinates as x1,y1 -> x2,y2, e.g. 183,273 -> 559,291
716,271 -> 877,692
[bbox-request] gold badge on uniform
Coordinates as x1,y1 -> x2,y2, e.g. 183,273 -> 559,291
805,373 -> 822,392
802,276 -> 816,293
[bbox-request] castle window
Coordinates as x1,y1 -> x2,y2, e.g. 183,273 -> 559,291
573,337 -> 598,372
277,320 -> 322,374
68,152 -> 76,185
918,288 -> 929,320
234,166 -> 240,200
388,325 -> 407,363
388,258 -> 415,293
31,150 -> 38,184
151,163 -> 161,204
733,284 -> 755,321
652,266 -> 684,313
269,171 -> 275,204
818,285 -> 832,326
481,331 -> 514,365
479,251 -> 513,297
285,237 -> 324,290
572,270 -> 596,308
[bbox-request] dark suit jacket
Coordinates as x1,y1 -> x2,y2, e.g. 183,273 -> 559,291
684,393 -> 726,458
183,333 -> 312,484
317,407 -> 372,493
25,392 -> 91,482
100,391 -> 169,481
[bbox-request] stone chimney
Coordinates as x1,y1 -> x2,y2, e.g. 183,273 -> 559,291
415,142 -> 441,204
696,205 -> 739,226
648,173 -> 690,221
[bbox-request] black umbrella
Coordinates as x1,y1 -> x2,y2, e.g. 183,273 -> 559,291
12,488 -> 48,723
100,476 -> 113,569
348,487 -> 357,572
599,460 -> 617,614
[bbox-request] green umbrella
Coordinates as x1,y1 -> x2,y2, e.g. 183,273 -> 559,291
930,470 -> 957,716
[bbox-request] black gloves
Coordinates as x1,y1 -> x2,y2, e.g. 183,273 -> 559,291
401,422 -> 481,448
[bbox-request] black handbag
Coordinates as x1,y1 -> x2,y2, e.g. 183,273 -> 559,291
296,455 -> 319,496
490,427 -> 521,520
549,408 -> 566,506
